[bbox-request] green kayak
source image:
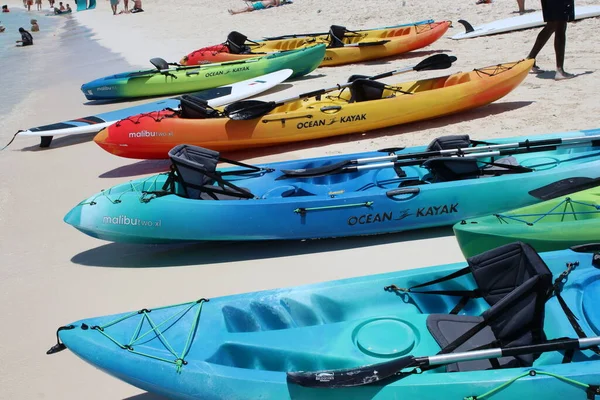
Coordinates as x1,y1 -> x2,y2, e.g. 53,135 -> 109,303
81,44 -> 325,100
453,179 -> 600,257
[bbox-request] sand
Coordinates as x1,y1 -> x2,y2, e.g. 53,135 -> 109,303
0,0 -> 599,398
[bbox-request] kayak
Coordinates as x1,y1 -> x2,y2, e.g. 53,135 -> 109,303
80,45 -> 325,100
181,21 -> 450,67
94,58 -> 534,159
48,242 -> 600,399
454,179 -> 600,257
17,70 -> 293,148
451,5 -> 600,40
65,128 -> 600,244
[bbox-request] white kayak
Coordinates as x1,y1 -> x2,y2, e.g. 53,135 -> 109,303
18,69 -> 293,147
451,5 -> 600,40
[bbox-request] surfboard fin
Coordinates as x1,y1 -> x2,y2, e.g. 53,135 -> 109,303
40,136 -> 53,148
457,19 -> 475,33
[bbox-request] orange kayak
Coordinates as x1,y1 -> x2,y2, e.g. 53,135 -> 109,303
94,59 -> 534,159
181,21 -> 451,67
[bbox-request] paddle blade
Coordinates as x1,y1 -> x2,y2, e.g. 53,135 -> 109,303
150,57 -> 169,71
224,100 -> 278,120
528,177 -> 600,200
287,356 -> 416,388
414,54 -> 457,71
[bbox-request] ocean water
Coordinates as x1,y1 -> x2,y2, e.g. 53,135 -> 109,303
0,7 -> 62,118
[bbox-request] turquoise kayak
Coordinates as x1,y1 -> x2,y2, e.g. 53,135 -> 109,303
48,242 -> 600,399
64,128 -> 600,244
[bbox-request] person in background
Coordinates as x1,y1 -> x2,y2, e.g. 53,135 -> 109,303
48,0 -> 55,7
30,18 -> 39,31
35,0 -> 42,11
527,0 -> 575,80
16,27 -> 33,46
26,0 -> 33,11
65,3 -> 71,11
228,0 -> 281,15
59,1 -> 65,10
110,0 -> 118,15
130,0 -> 142,13
517,0 -> 525,13
123,0 -> 128,12
1,4 -> 9,12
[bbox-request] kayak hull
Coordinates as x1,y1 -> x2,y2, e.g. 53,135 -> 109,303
454,185 -> 600,257
55,247 -> 600,399
182,21 -> 450,67
66,128 -> 600,244
80,45 -> 325,100
94,59 -> 534,160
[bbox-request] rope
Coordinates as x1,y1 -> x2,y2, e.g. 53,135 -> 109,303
115,110 -> 178,127
465,370 -> 592,400
90,298 -> 208,373
474,60 -> 521,78
0,130 -> 23,151
494,198 -> 600,226
80,174 -> 170,206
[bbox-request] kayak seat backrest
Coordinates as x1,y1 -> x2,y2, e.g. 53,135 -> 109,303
349,79 -> 387,103
179,95 -> 220,119
168,144 -> 254,200
458,73 -> 472,84
467,241 -> 553,307
427,243 -> 552,372
327,25 -> 347,48
226,31 -> 251,54
426,135 -> 471,151
422,157 -> 481,182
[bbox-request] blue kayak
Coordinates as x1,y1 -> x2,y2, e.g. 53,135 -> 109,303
64,128 -> 600,243
48,242 -> 600,399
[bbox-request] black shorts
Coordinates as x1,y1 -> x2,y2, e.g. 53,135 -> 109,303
541,0 -> 575,22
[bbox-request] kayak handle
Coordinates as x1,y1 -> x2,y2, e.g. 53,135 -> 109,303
186,71 -> 200,76
386,187 -> 420,200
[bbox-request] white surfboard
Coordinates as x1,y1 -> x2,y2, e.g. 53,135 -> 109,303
19,69 -> 293,146
451,5 -> 600,40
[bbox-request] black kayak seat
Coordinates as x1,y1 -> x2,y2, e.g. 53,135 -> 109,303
349,79 -> 387,103
426,242 -> 553,372
426,135 -> 471,151
422,157 -> 481,182
327,25 -> 347,48
168,144 -> 254,200
178,95 -> 222,119
227,31 -> 251,54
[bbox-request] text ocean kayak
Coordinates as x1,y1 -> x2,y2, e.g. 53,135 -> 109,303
48,243 -> 600,399
80,45 -> 325,100
453,179 -> 600,257
94,59 -> 534,160
65,129 -> 600,244
17,70 -> 293,147
181,21 -> 450,67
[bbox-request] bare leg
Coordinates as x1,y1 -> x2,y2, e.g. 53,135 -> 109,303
228,5 -> 252,14
527,22 -> 558,71
517,0 -> 525,13
553,21 -> 573,79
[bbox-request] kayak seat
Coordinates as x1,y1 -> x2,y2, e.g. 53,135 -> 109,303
226,31 -> 251,54
167,144 -> 256,200
327,25 -> 347,48
261,185 -> 315,199
422,157 -> 481,182
443,75 -> 462,87
349,79 -> 387,103
425,243 -> 553,372
426,135 -> 471,151
179,95 -> 221,119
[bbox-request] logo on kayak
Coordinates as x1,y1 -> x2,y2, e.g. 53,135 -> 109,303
102,215 -> 162,227
96,86 -> 116,91
315,372 -> 334,382
416,203 -> 458,217
128,130 -> 174,139
347,210 -> 410,226
204,66 -> 250,78
324,57 -> 333,61
296,114 -> 367,130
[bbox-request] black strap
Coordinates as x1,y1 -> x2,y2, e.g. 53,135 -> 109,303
555,292 -> 600,355
478,159 -> 533,174
587,385 -> 600,400
450,295 -> 472,315
407,266 -> 471,290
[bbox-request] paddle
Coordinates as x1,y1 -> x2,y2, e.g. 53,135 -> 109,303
223,53 -> 457,121
529,177 -> 600,201
287,336 -> 600,388
280,133 -> 600,178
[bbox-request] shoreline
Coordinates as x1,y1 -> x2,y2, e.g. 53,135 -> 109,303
1,0 -> 600,399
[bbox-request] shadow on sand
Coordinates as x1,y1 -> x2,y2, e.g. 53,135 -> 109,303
99,159 -> 171,178
71,226 -> 454,268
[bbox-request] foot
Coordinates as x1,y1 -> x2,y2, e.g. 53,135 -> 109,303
555,70 -> 575,80
531,64 -> 545,74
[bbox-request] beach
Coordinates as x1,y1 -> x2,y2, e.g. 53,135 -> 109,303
0,0 -> 599,398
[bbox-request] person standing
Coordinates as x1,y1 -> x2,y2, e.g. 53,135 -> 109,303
527,0 -> 575,80
35,0 -> 41,10
110,0 -> 118,15
123,0 -> 128,12
517,0 -> 525,13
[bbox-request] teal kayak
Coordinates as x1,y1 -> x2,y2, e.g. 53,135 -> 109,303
48,242 -> 600,399
64,128 -> 600,244
80,44 -> 325,100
